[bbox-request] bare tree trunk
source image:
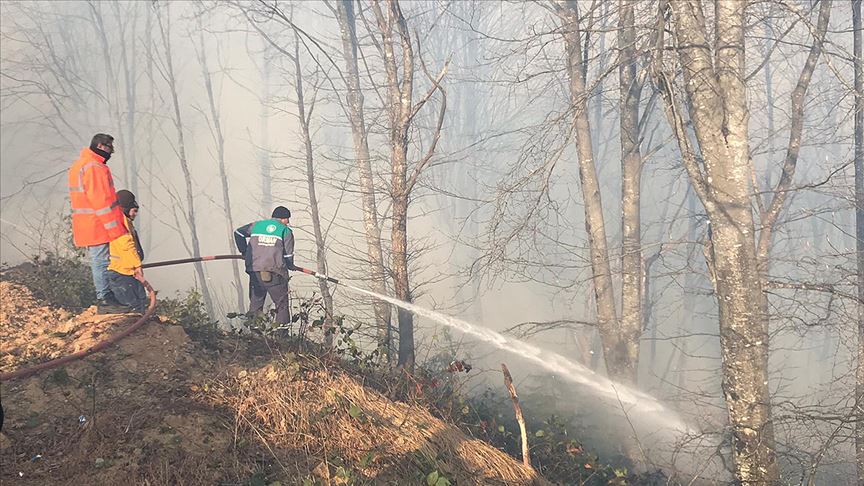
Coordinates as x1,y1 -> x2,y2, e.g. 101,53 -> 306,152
388,8 -> 415,369
656,0 -> 779,481
618,0 -> 645,385
853,0 -> 863,480
291,34 -> 336,347
259,42 -> 273,215
589,1 -> 607,156
88,1 -> 124,180
335,0 -> 392,360
555,0 -> 627,382
676,190 -> 699,392
112,1 -> 139,197
154,3 -> 215,317
368,0 -> 446,370
143,4 -> 155,254
372,0 -> 415,369
762,17 -> 776,196
196,26 -> 245,312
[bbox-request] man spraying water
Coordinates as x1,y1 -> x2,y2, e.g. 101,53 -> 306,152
234,206 -> 298,327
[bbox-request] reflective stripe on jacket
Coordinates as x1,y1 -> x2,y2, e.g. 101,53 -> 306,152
68,148 -> 127,246
108,216 -> 142,276
234,219 -> 294,275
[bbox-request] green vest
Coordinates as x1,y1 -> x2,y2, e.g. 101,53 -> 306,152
249,219 -> 293,274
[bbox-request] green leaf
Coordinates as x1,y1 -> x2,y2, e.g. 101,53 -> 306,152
359,452 -> 374,468
497,425 -> 505,433
348,404 -> 362,419
436,478 -> 451,486
426,470 -> 440,486
535,430 -> 545,438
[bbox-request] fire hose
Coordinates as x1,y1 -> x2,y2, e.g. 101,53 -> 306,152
142,254 -> 340,284
0,255 -> 337,382
0,281 -> 157,382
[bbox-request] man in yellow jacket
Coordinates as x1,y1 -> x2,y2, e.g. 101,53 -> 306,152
106,190 -> 148,313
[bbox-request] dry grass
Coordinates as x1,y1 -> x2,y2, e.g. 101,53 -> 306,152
1,276 -> 554,485
213,356 -> 553,485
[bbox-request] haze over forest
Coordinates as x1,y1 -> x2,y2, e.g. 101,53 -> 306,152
1,0 -> 862,483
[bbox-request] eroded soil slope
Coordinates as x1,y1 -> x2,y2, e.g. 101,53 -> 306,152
0,280 -> 550,485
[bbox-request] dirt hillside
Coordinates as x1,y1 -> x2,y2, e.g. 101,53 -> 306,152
0,280 -> 551,485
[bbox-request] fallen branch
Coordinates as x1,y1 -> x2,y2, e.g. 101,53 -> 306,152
501,363 -> 531,469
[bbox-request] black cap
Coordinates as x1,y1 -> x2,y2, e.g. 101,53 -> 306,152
116,190 -> 139,212
271,206 -> 291,219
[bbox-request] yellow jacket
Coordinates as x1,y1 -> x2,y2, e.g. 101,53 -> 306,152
108,217 -> 142,276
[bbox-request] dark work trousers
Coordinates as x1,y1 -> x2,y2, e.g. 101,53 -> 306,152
247,271 -> 290,325
106,270 -> 148,312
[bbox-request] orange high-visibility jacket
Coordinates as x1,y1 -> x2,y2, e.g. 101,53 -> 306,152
68,148 -> 128,247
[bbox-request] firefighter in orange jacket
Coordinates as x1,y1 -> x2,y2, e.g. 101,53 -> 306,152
68,133 -> 128,312
106,190 -> 148,313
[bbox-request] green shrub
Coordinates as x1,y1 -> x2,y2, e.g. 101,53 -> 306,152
401,348 -> 667,486
2,252 -> 95,309
447,388 -> 667,485
158,289 -> 217,330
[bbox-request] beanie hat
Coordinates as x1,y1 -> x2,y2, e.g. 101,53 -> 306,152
90,133 -> 114,161
116,190 -> 139,213
90,133 -> 114,150
271,206 -> 291,219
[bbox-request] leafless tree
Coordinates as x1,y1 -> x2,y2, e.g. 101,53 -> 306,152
653,0 -> 781,481
193,16 -> 245,312
551,1 -> 625,382
853,0 -> 864,480
259,40 -> 273,216
616,0 -> 649,384
288,29 -> 337,347
368,0 -> 448,369
334,0 -> 393,360
501,0 -> 657,384
152,2 -> 215,316
110,1 -> 141,197
754,0 -> 832,274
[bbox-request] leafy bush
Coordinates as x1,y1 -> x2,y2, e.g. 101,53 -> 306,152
448,388 -> 666,485
1,252 -> 95,309
395,347 -> 666,486
158,289 -> 218,330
